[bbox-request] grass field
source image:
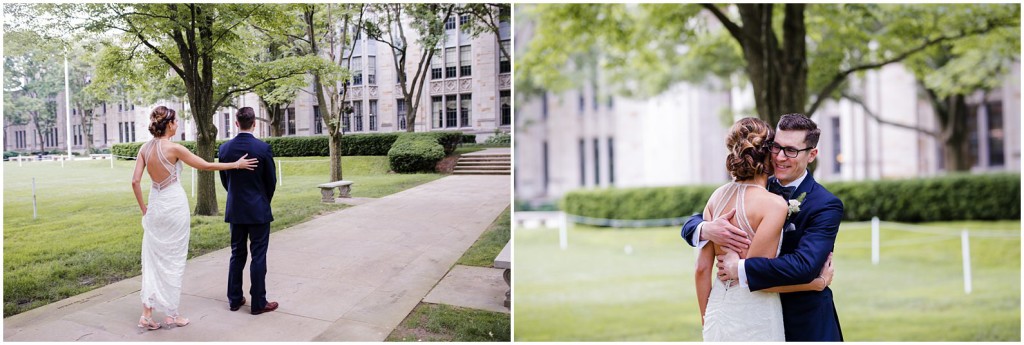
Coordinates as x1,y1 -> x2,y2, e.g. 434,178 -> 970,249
513,220 -> 1021,341
3,157 -> 441,317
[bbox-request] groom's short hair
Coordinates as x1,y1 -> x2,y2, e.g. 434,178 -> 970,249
778,113 -> 820,148
236,107 -> 255,130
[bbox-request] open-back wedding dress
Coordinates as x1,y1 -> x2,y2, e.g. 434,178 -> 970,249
138,139 -> 190,316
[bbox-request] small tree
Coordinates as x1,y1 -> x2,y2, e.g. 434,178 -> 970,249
363,3 -> 454,132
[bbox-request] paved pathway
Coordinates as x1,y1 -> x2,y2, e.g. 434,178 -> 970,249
3,174 -> 510,341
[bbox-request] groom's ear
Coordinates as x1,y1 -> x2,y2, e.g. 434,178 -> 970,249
807,147 -> 818,163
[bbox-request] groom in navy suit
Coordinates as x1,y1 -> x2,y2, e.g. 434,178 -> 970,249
219,107 -> 279,315
681,113 -> 844,341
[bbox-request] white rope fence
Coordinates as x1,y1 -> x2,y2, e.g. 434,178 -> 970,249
516,212 -> 1019,295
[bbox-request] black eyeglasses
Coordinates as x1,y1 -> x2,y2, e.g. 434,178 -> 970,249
768,141 -> 813,158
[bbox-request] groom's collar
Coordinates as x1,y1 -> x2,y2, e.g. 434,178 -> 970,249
782,170 -> 808,189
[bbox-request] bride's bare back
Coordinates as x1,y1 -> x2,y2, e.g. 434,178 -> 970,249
703,182 -> 788,260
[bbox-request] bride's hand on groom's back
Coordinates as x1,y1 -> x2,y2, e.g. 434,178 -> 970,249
819,252 -> 834,287
705,209 -> 750,256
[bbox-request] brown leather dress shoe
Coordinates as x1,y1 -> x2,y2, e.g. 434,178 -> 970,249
251,301 -> 279,315
230,297 -> 246,311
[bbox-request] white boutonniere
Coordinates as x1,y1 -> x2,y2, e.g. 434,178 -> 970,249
787,192 -> 808,217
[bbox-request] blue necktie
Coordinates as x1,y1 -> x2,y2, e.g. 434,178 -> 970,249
768,180 -> 796,200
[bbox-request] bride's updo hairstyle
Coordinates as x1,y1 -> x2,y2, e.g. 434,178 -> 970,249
726,117 -> 774,181
149,106 -> 176,137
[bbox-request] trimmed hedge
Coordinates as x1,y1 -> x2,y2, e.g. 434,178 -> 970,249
111,133 -> 407,159
561,173 -> 1020,223
485,132 -> 511,145
387,133 -> 445,173
462,134 -> 478,144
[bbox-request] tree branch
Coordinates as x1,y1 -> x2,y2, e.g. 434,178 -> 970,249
701,4 -> 746,47
841,91 -> 938,137
114,5 -> 186,79
807,23 -> 1010,116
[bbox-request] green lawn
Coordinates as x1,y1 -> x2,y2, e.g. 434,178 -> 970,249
3,157 -> 441,317
457,206 -> 511,267
513,220 -> 1021,341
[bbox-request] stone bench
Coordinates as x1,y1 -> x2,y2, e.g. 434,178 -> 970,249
494,241 -> 511,308
317,180 -> 354,202
89,154 -> 112,160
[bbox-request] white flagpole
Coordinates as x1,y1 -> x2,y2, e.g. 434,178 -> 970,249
64,53 -> 73,161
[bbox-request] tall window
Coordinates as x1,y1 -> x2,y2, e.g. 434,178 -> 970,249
578,92 -> 585,115
103,124 -> 108,144
444,16 -> 456,30
131,122 -> 136,142
593,138 -> 600,185
353,101 -> 363,132
542,93 -> 549,120
342,105 -> 351,133
459,14 -> 469,26
223,113 -> 231,138
119,122 -> 124,143
459,94 -> 471,127
432,96 -> 443,128
832,117 -> 841,173
352,57 -> 363,85
578,139 -> 586,186
313,106 -> 323,134
369,100 -> 378,131
500,90 -> 511,126
445,97 -> 457,128
542,141 -> 549,194
445,47 -> 457,78
608,137 -> 615,185
367,56 -> 376,85
987,101 -> 1004,166
431,49 -> 443,80
397,100 -> 407,131
499,40 -> 511,73
287,108 -> 296,135
459,45 -> 471,77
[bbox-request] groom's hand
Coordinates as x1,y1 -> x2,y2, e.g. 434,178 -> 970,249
703,209 -> 750,256
715,250 -> 740,282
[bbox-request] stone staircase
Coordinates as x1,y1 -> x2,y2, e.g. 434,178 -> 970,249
453,152 -> 511,175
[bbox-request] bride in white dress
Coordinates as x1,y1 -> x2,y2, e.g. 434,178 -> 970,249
131,106 -> 258,330
695,118 -> 830,341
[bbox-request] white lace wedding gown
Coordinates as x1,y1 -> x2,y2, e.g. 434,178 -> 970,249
702,182 -> 785,341
138,139 -> 190,316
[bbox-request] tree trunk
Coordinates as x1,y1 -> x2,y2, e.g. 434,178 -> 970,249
328,131 -> 343,181
735,4 -> 807,126
80,107 -> 95,153
938,94 -> 972,171
261,98 -> 284,137
190,91 -> 220,216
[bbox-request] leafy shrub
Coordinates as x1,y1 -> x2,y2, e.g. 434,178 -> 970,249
111,133 -> 403,159
485,132 -> 511,145
430,131 -> 464,155
823,173 -> 1020,222
4,151 -> 21,160
387,133 -> 445,173
462,134 -> 477,144
561,173 -> 1020,224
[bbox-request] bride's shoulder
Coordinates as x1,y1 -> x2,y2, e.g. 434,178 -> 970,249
751,188 -> 788,211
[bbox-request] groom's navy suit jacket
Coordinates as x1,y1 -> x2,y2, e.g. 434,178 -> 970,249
681,171 -> 844,341
218,132 -> 276,224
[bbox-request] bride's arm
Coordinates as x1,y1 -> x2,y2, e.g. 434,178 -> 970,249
761,253 -> 833,292
696,243 -> 714,324
173,144 -> 256,171
131,150 -> 147,215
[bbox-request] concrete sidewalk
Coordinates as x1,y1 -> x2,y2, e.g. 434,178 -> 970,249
3,175 -> 510,341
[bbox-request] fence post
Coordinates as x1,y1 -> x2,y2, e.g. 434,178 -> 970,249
278,160 -> 283,186
871,216 -> 880,265
559,212 -> 568,250
110,154 -> 114,168
19,155 -> 23,167
961,229 -> 972,294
